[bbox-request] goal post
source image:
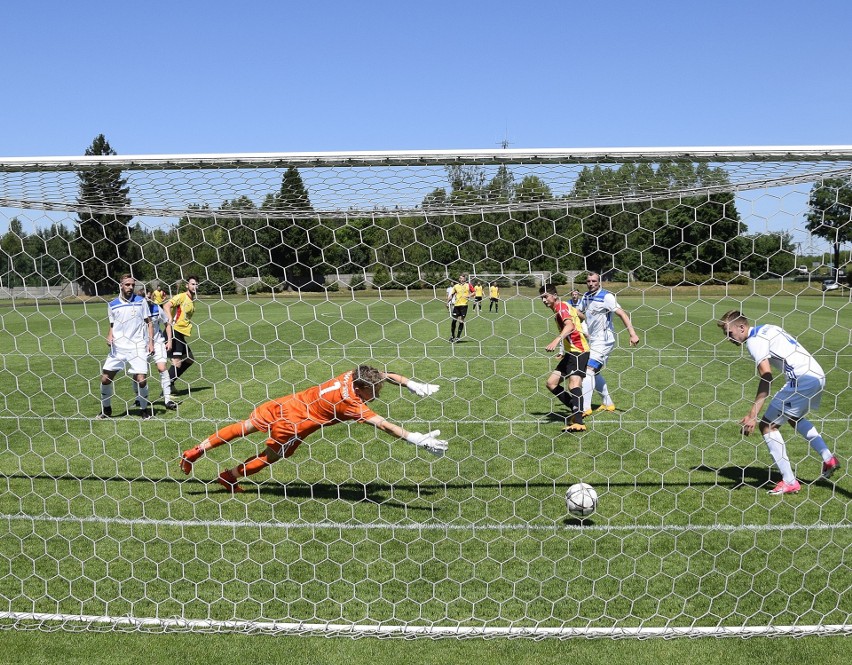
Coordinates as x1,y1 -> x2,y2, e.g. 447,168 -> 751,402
0,147 -> 850,638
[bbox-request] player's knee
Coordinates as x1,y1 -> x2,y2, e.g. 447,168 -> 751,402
264,445 -> 283,463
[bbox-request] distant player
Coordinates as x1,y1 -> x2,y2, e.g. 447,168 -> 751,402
577,272 -> 639,415
473,280 -> 484,312
97,274 -> 154,420
568,289 -> 582,308
151,285 -> 166,305
717,310 -> 839,494
539,284 -> 590,433
179,366 -> 446,493
488,282 -> 500,313
447,274 -> 474,342
163,276 -> 199,389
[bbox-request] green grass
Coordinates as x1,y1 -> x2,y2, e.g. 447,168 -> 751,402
0,287 -> 850,650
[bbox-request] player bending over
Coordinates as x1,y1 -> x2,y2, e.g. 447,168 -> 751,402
717,310 -> 839,494
180,365 -> 446,493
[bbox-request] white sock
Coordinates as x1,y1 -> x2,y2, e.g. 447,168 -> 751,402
582,375 -> 594,411
595,373 -> 612,406
795,419 -> 832,461
137,382 -> 149,409
100,383 -> 114,408
764,429 -> 796,483
160,370 -> 172,401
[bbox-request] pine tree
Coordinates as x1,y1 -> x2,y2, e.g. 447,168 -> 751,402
73,134 -> 132,295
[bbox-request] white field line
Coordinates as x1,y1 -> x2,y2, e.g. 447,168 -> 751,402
0,611 -> 849,639
3,512 -> 850,535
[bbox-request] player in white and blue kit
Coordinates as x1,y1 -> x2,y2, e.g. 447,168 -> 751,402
138,286 -> 178,410
577,272 -> 640,414
718,310 -> 839,494
98,274 -> 154,419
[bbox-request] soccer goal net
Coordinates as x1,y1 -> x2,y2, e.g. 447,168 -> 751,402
0,146 -> 850,638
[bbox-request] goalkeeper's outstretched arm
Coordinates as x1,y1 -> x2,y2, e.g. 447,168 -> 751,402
364,414 -> 448,457
382,372 -> 440,397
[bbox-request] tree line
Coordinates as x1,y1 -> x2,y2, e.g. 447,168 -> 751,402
1,135 -> 849,294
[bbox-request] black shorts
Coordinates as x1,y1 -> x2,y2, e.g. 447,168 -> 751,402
555,351 -> 589,378
474,296 -> 483,303
451,305 -> 469,319
169,330 -> 194,360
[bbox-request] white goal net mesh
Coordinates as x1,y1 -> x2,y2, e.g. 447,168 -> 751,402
0,147 -> 850,638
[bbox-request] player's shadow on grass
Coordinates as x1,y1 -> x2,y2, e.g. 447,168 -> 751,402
693,464 -> 852,498
535,411 -> 574,424
170,385 -> 213,397
258,481 -> 436,511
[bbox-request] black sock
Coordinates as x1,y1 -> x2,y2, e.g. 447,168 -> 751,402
549,385 -> 574,410
570,387 -> 584,423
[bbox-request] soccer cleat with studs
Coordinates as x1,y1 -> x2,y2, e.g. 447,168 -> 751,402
821,456 -> 840,480
767,479 -> 801,495
95,406 -> 113,420
164,400 -> 178,410
562,423 -> 587,433
217,469 -> 244,493
596,403 -> 616,412
139,408 -> 154,420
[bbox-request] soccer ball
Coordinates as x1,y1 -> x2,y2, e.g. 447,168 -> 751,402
566,482 -> 597,518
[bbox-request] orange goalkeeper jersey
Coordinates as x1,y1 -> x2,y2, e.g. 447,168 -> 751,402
250,370 -> 378,449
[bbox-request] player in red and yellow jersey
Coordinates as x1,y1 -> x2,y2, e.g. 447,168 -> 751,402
539,284 -> 590,433
162,276 -> 198,390
180,366 -> 446,493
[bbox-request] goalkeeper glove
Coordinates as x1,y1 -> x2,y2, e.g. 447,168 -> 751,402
406,380 -> 440,397
405,430 -> 448,457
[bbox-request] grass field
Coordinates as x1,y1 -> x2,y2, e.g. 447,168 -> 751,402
0,285 -> 850,652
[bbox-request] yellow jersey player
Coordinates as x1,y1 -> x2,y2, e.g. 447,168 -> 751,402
447,274 -> 474,342
473,281 -> 484,312
489,282 -> 500,313
163,276 -> 199,390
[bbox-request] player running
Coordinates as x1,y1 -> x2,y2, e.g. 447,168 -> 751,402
577,272 -> 640,415
539,284 -> 590,433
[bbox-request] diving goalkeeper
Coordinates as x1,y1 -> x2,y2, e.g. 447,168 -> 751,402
180,365 -> 446,493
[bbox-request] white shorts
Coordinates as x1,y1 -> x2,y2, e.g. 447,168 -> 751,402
152,338 -> 168,365
587,339 -> 615,373
103,345 -> 149,376
763,375 -> 824,424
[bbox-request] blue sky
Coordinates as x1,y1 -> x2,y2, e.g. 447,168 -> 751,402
2,1 -> 851,251
3,0 -> 851,156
